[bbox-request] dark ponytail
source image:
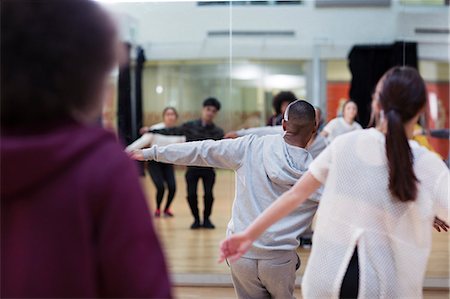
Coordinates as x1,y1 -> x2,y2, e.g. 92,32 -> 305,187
376,66 -> 427,202
385,110 -> 418,202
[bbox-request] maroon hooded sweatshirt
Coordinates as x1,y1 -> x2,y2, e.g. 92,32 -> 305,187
1,120 -> 172,298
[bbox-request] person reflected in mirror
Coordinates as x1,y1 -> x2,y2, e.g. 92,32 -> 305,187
267,91 -> 297,126
127,107 -> 185,217
321,100 -> 362,142
146,98 -> 224,229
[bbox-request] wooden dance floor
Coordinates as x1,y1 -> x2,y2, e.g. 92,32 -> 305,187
140,168 -> 449,291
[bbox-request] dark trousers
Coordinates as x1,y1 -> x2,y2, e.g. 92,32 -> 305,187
137,161 -> 146,176
147,161 -> 176,211
185,167 -> 216,221
340,247 -> 359,299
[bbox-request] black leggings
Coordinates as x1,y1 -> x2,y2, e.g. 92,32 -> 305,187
340,247 -> 359,299
147,161 -> 176,210
185,167 -> 216,221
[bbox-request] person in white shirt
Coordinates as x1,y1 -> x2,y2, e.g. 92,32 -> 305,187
126,107 -> 185,217
321,100 -> 362,142
219,66 -> 449,299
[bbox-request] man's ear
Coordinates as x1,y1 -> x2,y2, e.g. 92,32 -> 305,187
282,119 -> 287,132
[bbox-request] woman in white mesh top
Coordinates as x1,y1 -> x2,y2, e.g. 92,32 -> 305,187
219,66 -> 449,299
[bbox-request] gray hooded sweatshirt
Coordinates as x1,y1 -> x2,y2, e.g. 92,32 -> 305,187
142,134 -> 320,259
236,125 -> 328,159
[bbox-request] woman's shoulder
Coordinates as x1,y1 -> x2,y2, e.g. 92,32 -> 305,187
323,117 -> 339,130
327,117 -> 340,125
411,141 -> 447,172
331,128 -> 379,149
353,121 -> 363,129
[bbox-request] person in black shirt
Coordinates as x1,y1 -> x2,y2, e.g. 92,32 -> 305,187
149,98 -> 224,229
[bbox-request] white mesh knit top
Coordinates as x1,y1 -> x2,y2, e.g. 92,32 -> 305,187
303,128 -> 449,299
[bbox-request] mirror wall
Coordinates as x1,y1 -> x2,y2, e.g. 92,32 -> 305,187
100,0 -> 449,289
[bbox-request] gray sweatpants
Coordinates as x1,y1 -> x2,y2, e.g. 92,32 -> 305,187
230,250 -> 300,299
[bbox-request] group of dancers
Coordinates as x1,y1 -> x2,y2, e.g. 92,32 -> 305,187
2,1 -> 448,298
127,98 -> 223,229
129,67 -> 449,299
127,91 -> 364,235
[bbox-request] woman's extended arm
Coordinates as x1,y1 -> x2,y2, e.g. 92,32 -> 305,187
219,172 -> 321,262
125,133 -> 154,152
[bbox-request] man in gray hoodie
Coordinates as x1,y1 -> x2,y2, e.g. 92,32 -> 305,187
131,100 -> 319,299
223,106 -> 328,249
225,106 -> 328,160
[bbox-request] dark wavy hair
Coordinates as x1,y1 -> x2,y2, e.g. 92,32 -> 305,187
1,0 -> 117,128
273,91 -> 297,114
377,66 -> 427,202
203,97 -> 221,111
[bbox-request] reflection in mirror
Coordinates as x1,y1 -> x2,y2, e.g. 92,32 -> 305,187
100,0 -> 449,297
102,1 -> 237,282
4,0 -> 449,298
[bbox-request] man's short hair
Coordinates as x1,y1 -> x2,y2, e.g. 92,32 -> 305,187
283,99 -> 316,135
203,97 -> 221,111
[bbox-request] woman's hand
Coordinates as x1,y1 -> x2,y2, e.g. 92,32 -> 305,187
139,126 -> 149,135
128,150 -> 145,161
224,131 -> 238,139
218,232 -> 253,263
433,216 -> 449,232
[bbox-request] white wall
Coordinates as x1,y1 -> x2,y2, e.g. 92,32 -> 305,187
108,1 -> 449,61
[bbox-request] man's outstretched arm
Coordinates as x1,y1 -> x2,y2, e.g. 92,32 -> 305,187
225,126 -> 283,139
131,135 -> 254,170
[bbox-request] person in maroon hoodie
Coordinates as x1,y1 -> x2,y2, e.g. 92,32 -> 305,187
0,1 -> 171,298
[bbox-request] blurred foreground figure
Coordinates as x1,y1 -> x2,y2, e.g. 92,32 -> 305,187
1,1 -> 171,298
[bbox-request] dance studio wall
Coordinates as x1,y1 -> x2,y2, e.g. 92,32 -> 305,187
426,81 -> 449,158
139,60 -> 306,132
326,82 -> 350,121
326,60 -> 351,122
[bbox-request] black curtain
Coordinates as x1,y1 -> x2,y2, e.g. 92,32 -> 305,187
134,47 -> 146,176
135,46 -> 146,138
117,44 -> 146,146
348,41 -> 418,127
117,42 -> 132,146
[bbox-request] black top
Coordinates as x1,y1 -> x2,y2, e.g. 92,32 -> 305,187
150,119 -> 224,142
266,114 -> 283,126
